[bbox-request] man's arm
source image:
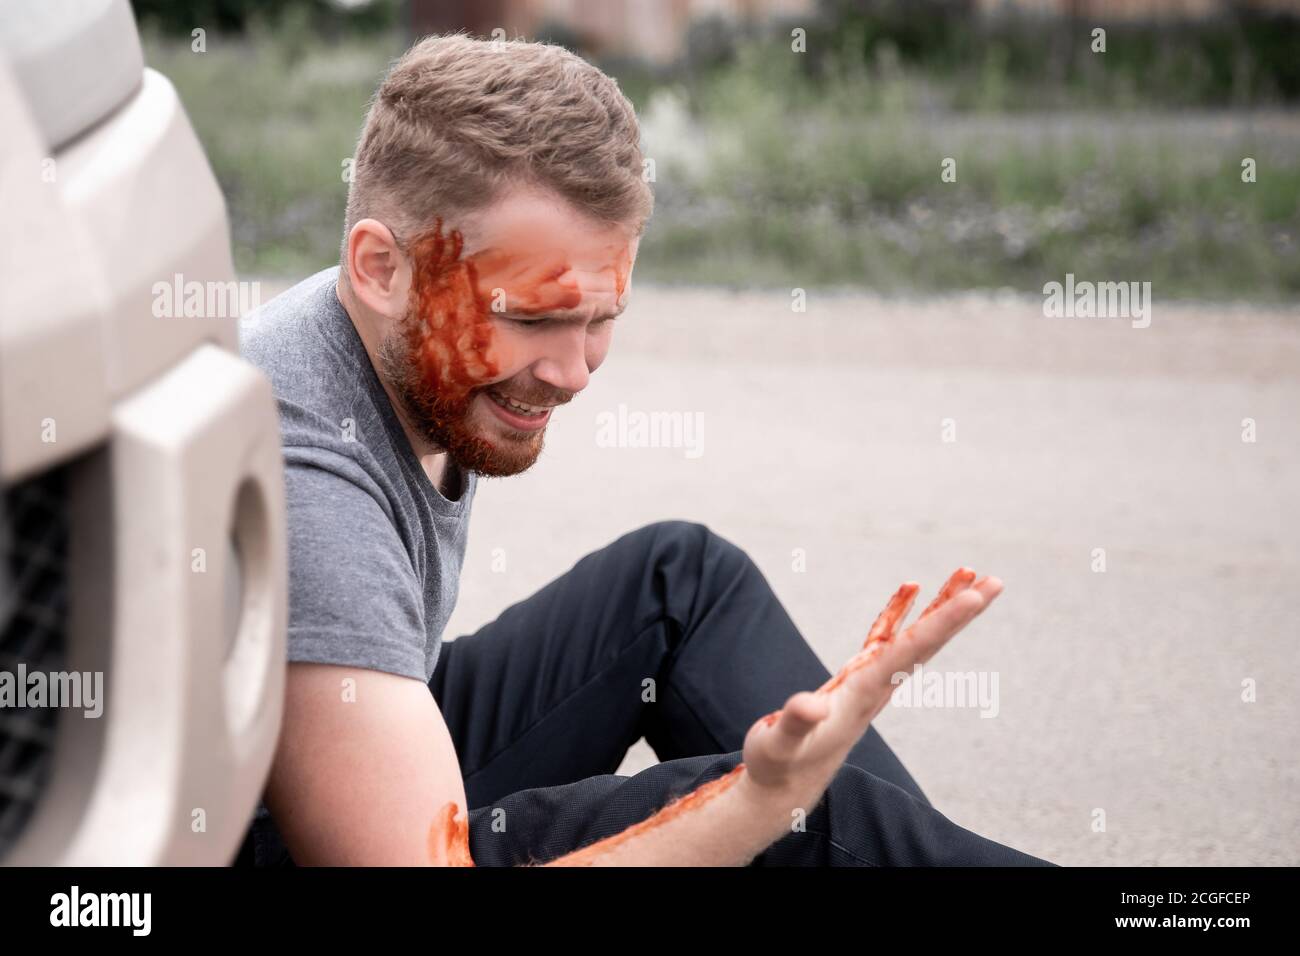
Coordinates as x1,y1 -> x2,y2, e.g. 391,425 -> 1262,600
266,569 -> 996,866
257,448 -> 479,865
265,662 -> 802,866
264,663 -> 469,866
270,569 -> 998,867
538,760 -> 809,867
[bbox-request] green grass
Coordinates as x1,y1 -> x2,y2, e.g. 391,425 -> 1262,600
144,26 -> 404,275
637,40 -> 1300,299
145,29 -> 1300,301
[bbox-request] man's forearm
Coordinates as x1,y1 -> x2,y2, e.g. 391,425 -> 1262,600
541,764 -> 814,867
429,764 -> 814,867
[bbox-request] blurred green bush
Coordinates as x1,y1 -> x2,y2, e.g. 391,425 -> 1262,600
140,5 -> 1300,300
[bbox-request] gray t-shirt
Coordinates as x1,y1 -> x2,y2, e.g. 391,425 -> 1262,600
238,266 -> 476,851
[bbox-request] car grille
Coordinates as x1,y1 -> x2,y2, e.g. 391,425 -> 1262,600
0,467 -> 68,859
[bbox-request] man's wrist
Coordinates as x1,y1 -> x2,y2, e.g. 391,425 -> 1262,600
734,765 -> 826,839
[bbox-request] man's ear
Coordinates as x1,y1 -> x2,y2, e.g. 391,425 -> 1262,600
345,218 -> 409,319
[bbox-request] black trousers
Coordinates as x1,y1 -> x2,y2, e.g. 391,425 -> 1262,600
426,520 -> 1053,867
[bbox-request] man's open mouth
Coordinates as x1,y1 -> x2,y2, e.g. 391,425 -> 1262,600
486,388 -> 551,419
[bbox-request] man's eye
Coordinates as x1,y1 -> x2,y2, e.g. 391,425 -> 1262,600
507,317 -> 546,327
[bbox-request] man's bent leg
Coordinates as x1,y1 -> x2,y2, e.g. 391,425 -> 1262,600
629,521 -> 931,803
432,520 -> 928,809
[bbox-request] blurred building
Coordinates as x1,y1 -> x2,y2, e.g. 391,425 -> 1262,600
409,0 -> 816,62
406,0 -> 1300,62
975,0 -> 1298,16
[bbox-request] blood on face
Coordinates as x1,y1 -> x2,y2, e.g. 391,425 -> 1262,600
402,217 -> 628,411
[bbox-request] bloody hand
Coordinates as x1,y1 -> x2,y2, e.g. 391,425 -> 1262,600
740,568 -> 999,799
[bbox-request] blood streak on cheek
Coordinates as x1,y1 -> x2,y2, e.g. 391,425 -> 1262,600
405,220 -> 501,408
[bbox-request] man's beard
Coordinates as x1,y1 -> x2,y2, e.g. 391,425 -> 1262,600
376,326 -> 547,479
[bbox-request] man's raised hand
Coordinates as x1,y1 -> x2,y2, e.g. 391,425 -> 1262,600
741,568 -> 1003,802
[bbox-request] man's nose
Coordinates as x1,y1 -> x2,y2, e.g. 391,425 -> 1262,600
532,330 -> 591,395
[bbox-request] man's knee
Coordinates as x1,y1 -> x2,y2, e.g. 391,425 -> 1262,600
624,519 -> 749,571
625,518 -> 708,548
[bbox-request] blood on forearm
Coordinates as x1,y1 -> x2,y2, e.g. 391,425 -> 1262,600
425,764 -> 748,867
427,801 -> 476,866
541,763 -> 747,866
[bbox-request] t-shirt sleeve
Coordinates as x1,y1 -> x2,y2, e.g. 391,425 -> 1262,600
278,447 -> 427,681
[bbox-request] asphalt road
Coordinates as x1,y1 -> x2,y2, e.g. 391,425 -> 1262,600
439,285 -> 1299,866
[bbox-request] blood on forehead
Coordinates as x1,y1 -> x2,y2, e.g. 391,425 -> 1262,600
467,225 -> 634,314
467,244 -> 583,316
